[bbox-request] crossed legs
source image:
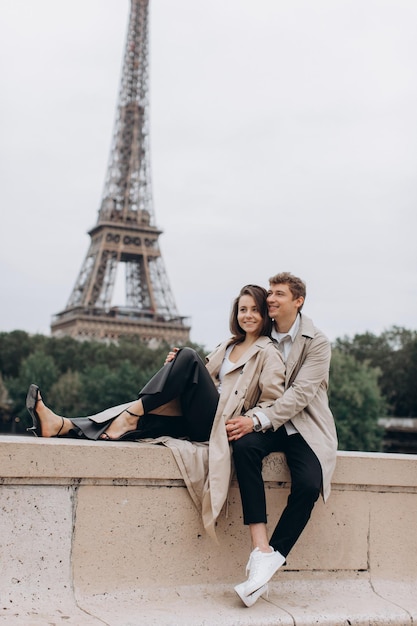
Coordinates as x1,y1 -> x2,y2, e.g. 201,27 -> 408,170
27,348 -> 219,442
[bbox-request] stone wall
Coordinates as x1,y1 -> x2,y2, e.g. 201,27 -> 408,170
1,436 -> 416,625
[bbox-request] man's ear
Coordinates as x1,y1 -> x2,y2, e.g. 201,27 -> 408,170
296,296 -> 304,310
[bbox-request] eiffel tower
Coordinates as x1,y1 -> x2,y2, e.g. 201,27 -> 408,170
51,0 -> 190,346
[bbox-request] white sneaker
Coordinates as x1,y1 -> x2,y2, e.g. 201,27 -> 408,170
234,581 -> 269,607
244,546 -> 285,595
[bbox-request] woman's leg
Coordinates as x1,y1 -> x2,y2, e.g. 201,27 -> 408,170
31,348 -> 218,442
102,348 -> 219,441
30,394 -> 76,438
93,399 -> 145,440
139,347 -> 219,441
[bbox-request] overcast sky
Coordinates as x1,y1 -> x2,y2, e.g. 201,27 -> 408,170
1,0 -> 416,351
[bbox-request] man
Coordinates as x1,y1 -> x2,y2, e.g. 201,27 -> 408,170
226,272 -> 338,607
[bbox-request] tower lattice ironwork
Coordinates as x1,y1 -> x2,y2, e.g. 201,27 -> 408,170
51,0 -> 190,345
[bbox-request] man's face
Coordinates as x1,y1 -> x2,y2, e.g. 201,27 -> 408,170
267,283 -> 304,323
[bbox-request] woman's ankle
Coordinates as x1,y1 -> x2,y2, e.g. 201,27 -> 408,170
127,399 -> 144,419
121,410 -> 139,428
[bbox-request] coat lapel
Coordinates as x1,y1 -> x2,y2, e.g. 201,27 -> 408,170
206,336 -> 272,377
285,315 -> 315,388
224,337 -> 271,375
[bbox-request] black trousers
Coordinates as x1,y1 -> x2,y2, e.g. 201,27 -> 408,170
138,347 -> 219,441
71,347 -> 219,441
232,426 -> 322,557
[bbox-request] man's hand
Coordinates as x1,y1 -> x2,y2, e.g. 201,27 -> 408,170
226,416 -> 254,441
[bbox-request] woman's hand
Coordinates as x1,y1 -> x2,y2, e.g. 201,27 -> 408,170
164,347 -> 179,364
226,416 -> 254,441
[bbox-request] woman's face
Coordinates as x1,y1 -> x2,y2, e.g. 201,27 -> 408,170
237,294 -> 264,338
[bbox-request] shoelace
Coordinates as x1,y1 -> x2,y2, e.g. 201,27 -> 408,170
245,552 -> 254,575
246,547 -> 262,574
246,547 -> 271,575
247,548 -> 277,584
248,554 -> 263,578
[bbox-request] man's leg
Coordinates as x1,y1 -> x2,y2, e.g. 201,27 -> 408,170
232,429 -> 284,527
269,431 -> 322,557
232,428 -> 322,600
232,429 -> 287,598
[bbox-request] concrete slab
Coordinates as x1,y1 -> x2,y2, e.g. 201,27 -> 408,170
77,585 -> 296,626
75,578 -> 412,626
0,485 -> 74,610
266,574 -> 411,625
372,581 -> 417,623
0,610 -> 102,625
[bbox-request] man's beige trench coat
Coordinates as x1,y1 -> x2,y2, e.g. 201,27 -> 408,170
248,314 -> 338,502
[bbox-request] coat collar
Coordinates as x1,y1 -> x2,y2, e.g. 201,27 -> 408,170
207,335 -> 273,375
285,314 -> 315,383
227,335 -> 272,373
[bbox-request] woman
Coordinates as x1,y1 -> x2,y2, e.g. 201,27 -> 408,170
26,284 -> 285,535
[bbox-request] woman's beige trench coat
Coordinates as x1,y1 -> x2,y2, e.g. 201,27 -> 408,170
201,337 -> 285,536
153,336 -> 285,539
199,336 -> 285,538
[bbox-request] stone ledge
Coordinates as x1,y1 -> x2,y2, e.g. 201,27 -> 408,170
1,436 -> 416,489
1,579 -> 415,626
1,436 -> 417,625
76,576 -> 416,626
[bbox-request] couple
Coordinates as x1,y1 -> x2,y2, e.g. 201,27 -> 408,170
26,272 -> 338,607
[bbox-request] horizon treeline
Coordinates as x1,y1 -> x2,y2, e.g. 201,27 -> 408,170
0,326 -> 416,452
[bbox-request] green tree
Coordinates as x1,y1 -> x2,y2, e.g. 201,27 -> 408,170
0,330 -> 34,378
48,370 -> 83,416
7,350 -> 60,432
0,373 -> 12,431
0,330 -> 207,433
74,360 -> 147,416
334,326 -> 417,416
329,349 -> 386,451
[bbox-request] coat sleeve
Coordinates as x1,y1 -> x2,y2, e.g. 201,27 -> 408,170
260,332 -> 331,430
243,344 -> 285,418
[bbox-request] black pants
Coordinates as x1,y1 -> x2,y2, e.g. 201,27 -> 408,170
232,426 -> 322,557
138,347 -> 219,441
71,347 -> 219,441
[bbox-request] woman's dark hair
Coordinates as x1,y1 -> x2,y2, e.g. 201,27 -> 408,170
229,284 -> 272,344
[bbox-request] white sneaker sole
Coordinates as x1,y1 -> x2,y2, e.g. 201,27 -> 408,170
234,581 -> 269,607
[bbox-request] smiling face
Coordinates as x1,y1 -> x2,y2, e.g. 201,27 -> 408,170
237,294 -> 264,338
267,283 -> 304,332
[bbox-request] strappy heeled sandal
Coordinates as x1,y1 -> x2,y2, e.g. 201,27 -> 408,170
26,384 -> 64,437
100,408 -> 142,441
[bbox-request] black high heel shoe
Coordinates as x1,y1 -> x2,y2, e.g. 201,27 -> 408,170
100,409 -> 142,441
26,383 -> 64,437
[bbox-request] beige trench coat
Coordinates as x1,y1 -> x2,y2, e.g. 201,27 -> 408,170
252,314 -> 338,501
200,336 -> 285,537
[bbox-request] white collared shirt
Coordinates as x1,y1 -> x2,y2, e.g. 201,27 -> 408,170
254,314 -> 300,435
